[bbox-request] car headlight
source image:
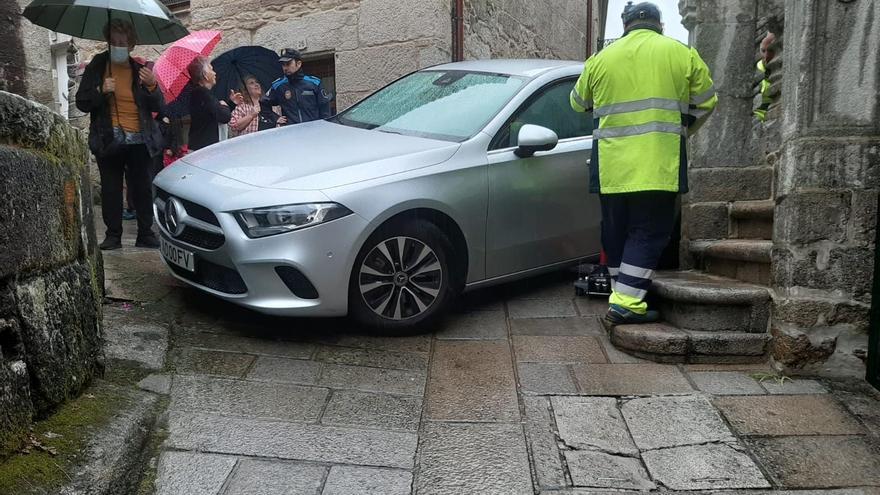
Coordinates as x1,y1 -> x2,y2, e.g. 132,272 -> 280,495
234,202 -> 353,238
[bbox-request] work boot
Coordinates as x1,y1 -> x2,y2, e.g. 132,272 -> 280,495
135,232 -> 160,249
99,235 -> 122,251
605,304 -> 660,325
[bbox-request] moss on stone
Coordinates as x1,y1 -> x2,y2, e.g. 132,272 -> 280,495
134,396 -> 170,495
0,381 -> 130,494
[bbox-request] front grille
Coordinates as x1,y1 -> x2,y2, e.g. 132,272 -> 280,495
155,187 -> 225,250
155,187 -> 220,226
169,258 -> 247,294
275,266 -> 319,299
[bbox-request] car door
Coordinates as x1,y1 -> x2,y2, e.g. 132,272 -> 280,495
485,78 -> 601,278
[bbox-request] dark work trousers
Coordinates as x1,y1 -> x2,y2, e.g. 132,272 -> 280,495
600,191 -> 677,310
96,144 -> 154,239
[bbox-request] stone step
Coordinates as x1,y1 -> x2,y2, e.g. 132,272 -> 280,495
609,322 -> 771,364
651,271 -> 770,333
729,200 -> 774,240
690,240 -> 772,285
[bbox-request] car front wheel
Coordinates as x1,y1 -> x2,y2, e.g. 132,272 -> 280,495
349,219 -> 456,332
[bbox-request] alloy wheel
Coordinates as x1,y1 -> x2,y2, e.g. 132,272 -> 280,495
358,236 -> 443,320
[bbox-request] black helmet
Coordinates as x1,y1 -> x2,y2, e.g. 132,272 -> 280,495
621,1 -> 662,25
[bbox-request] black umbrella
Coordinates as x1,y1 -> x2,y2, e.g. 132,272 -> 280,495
211,45 -> 283,104
23,0 -> 188,45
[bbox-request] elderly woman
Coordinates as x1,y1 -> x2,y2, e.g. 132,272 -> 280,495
229,75 -> 285,136
75,19 -> 164,250
187,55 -> 243,150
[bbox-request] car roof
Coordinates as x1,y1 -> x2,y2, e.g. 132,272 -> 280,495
428,59 -> 584,78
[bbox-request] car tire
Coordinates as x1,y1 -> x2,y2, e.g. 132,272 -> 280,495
349,218 -> 458,334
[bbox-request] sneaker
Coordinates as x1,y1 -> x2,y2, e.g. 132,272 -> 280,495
99,236 -> 122,250
135,233 -> 160,249
605,304 -> 660,325
122,209 -> 137,220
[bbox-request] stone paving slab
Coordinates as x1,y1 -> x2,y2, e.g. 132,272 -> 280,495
104,321 -> 168,370
575,297 -> 609,316
322,390 -> 422,431
596,335 -> 651,364
564,450 -> 656,490
747,436 -> 880,488
621,395 -> 736,450
246,356 -> 322,385
833,387 -> 880,437
416,422 -> 532,495
323,466 -> 413,495
523,397 -> 567,489
138,373 -> 172,395
513,335 -> 607,364
316,346 -> 428,371
571,364 -> 693,395
166,411 -> 418,468
176,332 -> 316,359
156,451 -> 236,495
509,280 -> 576,300
318,333 -> 431,353
688,371 -> 767,395
508,298 -> 578,319
426,340 -> 520,421
172,347 -> 256,377
318,363 -> 426,396
641,443 -> 771,490
714,395 -> 865,436
170,375 -> 329,422
510,317 -> 604,336
435,310 -> 508,340
518,363 -> 578,395
682,363 -> 775,372
552,396 -> 637,456
223,459 -> 327,495
760,378 -> 827,394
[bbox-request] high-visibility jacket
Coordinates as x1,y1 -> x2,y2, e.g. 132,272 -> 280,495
754,59 -> 771,122
570,28 -> 717,194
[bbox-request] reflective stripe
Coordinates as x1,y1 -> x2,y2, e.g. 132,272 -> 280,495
689,85 -> 716,105
593,122 -> 686,139
688,107 -> 712,119
619,262 -> 654,280
610,278 -> 617,291
614,281 -> 647,300
594,98 -> 688,118
608,266 -> 620,276
570,89 -> 592,110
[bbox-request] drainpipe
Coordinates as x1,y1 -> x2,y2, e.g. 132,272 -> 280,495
586,0 -> 593,57
452,0 -> 464,61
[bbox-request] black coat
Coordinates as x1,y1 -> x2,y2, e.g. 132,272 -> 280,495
188,84 -> 231,151
75,51 -> 165,158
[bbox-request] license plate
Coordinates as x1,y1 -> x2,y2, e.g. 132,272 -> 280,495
161,235 -> 195,272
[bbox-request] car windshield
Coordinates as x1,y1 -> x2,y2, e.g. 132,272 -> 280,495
333,70 -> 526,142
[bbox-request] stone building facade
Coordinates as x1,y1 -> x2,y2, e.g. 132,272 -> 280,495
670,0 -> 878,376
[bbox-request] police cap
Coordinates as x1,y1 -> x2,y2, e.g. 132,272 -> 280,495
621,1 -> 662,25
278,48 -> 303,62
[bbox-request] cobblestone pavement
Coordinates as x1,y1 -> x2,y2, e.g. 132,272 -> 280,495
100,218 -> 880,494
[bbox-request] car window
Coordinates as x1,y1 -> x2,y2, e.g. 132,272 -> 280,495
334,70 -> 526,142
491,79 -> 594,150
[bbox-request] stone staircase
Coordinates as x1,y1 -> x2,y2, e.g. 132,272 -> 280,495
609,199 -> 775,364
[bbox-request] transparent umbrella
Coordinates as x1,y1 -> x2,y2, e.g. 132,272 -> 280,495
22,0 -> 188,45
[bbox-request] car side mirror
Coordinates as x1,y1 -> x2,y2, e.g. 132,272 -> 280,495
514,124 -> 558,158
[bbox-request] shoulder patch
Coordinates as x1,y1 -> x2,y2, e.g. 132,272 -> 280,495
270,77 -> 286,91
303,75 -> 321,86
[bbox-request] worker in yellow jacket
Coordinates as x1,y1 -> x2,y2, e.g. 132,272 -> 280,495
571,1 -> 717,324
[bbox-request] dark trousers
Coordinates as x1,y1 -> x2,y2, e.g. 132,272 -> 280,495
96,144 -> 154,239
600,191 -> 677,309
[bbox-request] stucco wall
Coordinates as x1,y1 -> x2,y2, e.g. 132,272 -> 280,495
0,91 -> 103,458
464,0 -> 590,61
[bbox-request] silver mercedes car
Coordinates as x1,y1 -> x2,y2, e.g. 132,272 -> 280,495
153,59 -> 600,330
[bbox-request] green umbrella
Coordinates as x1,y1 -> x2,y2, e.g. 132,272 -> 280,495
23,0 -> 188,45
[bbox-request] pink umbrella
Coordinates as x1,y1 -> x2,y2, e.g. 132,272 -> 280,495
154,30 -> 222,102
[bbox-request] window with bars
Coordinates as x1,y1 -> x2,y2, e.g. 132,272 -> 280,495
162,0 -> 190,15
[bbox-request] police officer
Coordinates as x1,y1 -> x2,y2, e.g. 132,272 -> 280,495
262,48 -> 333,125
570,1 -> 717,324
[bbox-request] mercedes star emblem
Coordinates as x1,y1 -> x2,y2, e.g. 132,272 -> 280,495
165,198 -> 187,237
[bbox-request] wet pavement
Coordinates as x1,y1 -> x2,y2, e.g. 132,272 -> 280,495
99,215 -> 880,494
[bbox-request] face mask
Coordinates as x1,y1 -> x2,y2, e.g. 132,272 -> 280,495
110,46 -> 129,64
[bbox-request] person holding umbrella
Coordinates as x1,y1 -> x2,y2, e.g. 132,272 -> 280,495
75,19 -> 165,250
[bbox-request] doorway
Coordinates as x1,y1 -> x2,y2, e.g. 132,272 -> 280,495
300,52 -> 337,115
867,193 -> 879,390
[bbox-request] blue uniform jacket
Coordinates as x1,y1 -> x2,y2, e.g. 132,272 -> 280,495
261,71 -> 333,125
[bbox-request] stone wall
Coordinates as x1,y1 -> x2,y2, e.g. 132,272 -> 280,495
770,0 -> 878,376
0,91 -> 103,458
0,0 -> 57,109
464,0 -> 591,61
